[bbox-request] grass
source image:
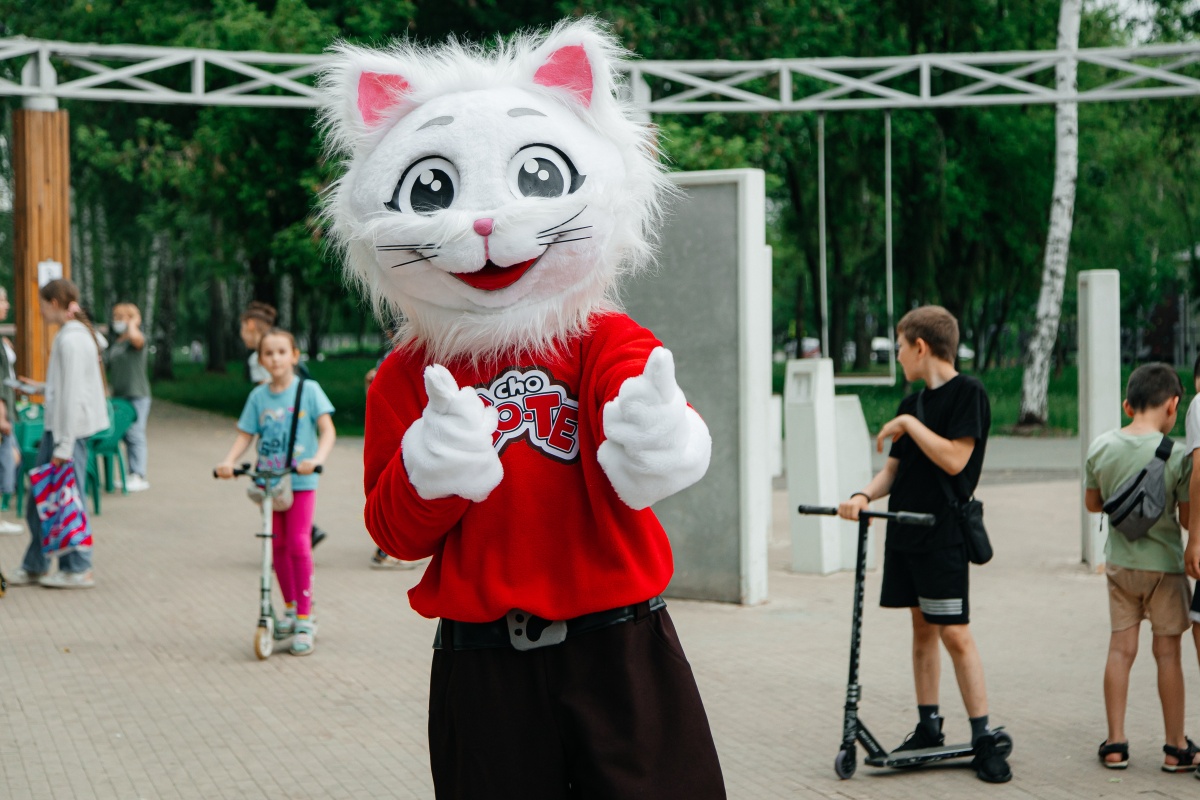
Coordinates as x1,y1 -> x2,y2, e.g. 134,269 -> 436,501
773,362 -> 1198,437
153,357 -> 376,436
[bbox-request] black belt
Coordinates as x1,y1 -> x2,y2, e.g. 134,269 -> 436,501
434,597 -> 667,652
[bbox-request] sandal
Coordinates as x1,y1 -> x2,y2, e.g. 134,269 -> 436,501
1098,740 -> 1129,769
1162,738 -> 1199,773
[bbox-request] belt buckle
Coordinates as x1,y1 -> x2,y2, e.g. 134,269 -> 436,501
506,609 -> 567,651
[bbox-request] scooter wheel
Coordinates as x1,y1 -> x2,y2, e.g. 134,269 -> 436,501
254,624 -> 273,660
835,748 -> 857,779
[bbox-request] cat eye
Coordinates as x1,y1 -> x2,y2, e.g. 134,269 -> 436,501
386,156 -> 459,215
506,145 -> 583,200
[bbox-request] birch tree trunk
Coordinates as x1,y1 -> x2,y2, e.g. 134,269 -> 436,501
142,232 -> 167,338
1018,0 -> 1081,425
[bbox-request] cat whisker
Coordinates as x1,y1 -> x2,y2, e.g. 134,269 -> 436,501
390,254 -> 439,269
537,206 -> 587,236
377,244 -> 440,251
536,225 -> 592,239
540,236 -> 593,246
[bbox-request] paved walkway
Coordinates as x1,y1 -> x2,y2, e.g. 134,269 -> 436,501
1,402 -> 1197,799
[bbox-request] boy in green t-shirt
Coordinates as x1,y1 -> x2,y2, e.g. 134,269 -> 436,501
1085,363 -> 1198,772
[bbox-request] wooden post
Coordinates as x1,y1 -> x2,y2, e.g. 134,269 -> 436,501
12,108 -> 71,383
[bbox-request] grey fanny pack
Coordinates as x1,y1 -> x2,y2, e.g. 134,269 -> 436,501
1102,435 -> 1173,542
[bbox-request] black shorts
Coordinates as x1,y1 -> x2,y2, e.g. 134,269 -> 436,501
1192,582 -> 1200,624
881,545 -> 970,625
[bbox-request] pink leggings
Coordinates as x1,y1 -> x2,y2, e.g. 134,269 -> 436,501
273,490 -> 316,617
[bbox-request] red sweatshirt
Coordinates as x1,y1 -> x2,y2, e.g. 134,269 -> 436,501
364,312 -> 677,622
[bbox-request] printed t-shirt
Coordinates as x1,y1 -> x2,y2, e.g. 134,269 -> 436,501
887,374 -> 991,553
363,312 -> 678,623
1085,429 -> 1190,573
237,376 -> 334,492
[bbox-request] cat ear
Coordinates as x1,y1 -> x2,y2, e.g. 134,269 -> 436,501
320,44 -> 418,148
533,45 -> 595,108
529,21 -> 620,110
358,72 -> 412,127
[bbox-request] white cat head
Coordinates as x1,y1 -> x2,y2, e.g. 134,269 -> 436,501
319,18 -> 669,365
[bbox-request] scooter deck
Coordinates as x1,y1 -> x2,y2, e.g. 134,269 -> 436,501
864,727 -> 1010,769
865,742 -> 974,768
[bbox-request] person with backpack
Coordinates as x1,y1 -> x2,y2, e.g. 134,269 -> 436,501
1085,363 -> 1199,772
837,305 -> 1009,784
238,302 -> 328,550
215,327 -> 336,655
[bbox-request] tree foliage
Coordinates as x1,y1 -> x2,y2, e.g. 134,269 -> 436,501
0,0 -> 1197,380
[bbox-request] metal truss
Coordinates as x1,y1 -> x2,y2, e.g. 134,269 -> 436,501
0,38 -> 326,109
3,36 -> 1200,111
633,42 -> 1200,112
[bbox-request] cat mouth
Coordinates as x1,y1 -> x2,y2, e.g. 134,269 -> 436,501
451,256 -> 540,291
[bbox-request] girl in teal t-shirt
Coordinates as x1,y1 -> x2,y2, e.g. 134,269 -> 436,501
215,329 -> 336,656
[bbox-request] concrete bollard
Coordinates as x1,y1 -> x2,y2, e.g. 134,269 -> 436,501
1078,270 -> 1121,572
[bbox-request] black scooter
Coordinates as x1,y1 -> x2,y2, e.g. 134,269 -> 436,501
796,504 -> 1012,779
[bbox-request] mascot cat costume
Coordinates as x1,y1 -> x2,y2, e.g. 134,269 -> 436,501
322,18 -> 726,799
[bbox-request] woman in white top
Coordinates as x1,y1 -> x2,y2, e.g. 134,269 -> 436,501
10,279 -> 109,589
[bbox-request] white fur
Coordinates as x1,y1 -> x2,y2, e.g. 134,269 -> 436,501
596,347 -> 712,510
401,364 -> 503,501
319,18 -> 672,365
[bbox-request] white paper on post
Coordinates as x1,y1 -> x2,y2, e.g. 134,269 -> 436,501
37,260 -> 63,287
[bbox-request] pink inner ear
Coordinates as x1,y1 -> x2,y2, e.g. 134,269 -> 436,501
358,72 -> 411,127
533,45 -> 593,108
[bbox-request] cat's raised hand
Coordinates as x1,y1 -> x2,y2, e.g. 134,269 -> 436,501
596,347 -> 712,510
401,364 -> 503,502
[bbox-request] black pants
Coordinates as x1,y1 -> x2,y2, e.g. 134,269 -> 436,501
429,608 -> 726,800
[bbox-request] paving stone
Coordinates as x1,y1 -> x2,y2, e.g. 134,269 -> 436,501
1,401 -> 1197,798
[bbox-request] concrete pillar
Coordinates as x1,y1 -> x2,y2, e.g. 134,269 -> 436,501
835,395 -> 875,569
1078,270 -> 1121,571
786,358 -> 841,574
770,393 -> 783,479
623,169 -> 770,604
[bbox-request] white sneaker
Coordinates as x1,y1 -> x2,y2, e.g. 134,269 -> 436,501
7,568 -> 45,586
39,571 -> 95,589
124,475 -> 150,492
291,618 -> 316,656
0,520 -> 24,535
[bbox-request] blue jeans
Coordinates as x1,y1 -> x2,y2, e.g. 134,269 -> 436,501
0,430 -> 16,495
123,396 -> 151,478
22,432 -> 91,575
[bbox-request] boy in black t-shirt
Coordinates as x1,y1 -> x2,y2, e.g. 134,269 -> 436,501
838,305 -> 1009,784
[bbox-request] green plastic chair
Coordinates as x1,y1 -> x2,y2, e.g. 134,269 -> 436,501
86,398 -> 138,514
14,405 -> 44,517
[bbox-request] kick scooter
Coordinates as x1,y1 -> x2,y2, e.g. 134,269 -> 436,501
215,462 -> 321,660
797,504 -> 1012,779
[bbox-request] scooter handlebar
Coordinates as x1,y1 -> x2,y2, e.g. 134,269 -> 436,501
212,463 -> 322,478
795,505 -> 937,527
796,504 -> 839,516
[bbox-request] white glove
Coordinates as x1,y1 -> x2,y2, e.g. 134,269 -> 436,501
597,347 -> 712,510
401,364 -> 503,502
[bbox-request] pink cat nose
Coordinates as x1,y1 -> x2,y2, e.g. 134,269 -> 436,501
473,218 -> 494,237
